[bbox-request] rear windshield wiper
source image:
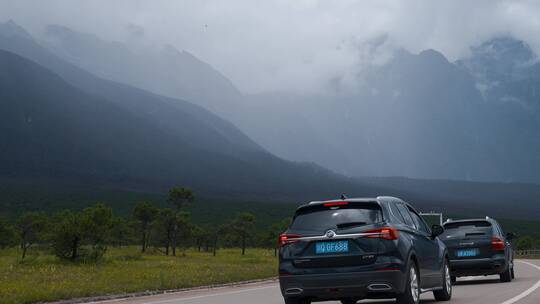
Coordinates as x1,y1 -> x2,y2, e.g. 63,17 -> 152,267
336,221 -> 367,229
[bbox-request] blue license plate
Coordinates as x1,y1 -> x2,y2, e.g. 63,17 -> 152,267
456,248 -> 479,257
315,241 -> 349,254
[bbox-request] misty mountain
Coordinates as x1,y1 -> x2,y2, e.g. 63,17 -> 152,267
0,21 -> 367,199
246,44 -> 540,182
0,21 -> 261,160
458,37 -> 538,90
34,24 -> 540,183
242,49 -> 495,180
457,37 -> 540,109
2,20 -> 540,215
36,25 -> 353,172
455,37 -> 540,181
41,24 -> 242,116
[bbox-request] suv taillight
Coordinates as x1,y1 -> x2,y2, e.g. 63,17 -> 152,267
492,237 -> 505,251
278,233 -> 302,247
365,227 -> 400,240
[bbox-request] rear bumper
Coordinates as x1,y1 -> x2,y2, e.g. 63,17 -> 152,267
449,258 -> 507,276
279,270 -> 405,300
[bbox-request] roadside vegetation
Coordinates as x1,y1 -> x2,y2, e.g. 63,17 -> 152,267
0,185 -> 539,303
0,247 -> 277,304
0,186 -> 289,304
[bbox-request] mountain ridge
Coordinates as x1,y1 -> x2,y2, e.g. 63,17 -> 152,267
1,21 -> 539,220
42,24 -> 242,115
0,25 -> 367,199
35,23 -> 540,183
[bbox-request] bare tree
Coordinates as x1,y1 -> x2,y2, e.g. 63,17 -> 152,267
16,212 -> 47,260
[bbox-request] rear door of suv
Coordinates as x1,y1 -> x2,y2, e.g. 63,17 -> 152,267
442,221 -> 494,261
280,201 -> 385,271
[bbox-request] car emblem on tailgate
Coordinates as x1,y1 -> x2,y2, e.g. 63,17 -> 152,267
325,230 -> 336,238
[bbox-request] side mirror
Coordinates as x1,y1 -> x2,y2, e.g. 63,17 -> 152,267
431,224 -> 444,238
506,232 -> 516,241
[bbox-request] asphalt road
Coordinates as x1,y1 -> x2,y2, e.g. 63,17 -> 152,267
89,259 -> 540,304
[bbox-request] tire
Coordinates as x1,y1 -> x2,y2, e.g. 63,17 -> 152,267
500,263 -> 512,282
341,300 -> 358,304
511,265 -> 515,279
396,261 -> 420,304
451,276 -> 456,284
433,260 -> 452,301
284,298 -> 311,304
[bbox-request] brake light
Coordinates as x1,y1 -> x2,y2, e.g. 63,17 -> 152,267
492,237 -> 505,251
365,227 -> 400,240
278,233 -> 302,247
323,201 -> 348,207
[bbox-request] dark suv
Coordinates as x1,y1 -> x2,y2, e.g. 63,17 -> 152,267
278,196 -> 451,304
441,217 -> 515,283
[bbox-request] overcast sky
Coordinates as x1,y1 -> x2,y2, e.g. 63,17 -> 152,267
1,0 -> 540,93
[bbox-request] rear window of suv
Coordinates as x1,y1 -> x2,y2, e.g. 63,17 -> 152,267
290,203 -> 382,233
442,221 -> 493,239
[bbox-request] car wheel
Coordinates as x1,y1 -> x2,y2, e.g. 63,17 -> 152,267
396,261 -> 420,304
340,299 -> 358,304
500,263 -> 513,282
511,265 -> 515,279
284,298 -> 311,304
451,276 -> 456,284
433,260 -> 452,301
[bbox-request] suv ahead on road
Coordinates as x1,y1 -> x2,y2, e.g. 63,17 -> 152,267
278,196 -> 451,304
441,217 -> 515,283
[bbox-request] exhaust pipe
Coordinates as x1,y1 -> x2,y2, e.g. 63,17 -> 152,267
285,288 -> 303,295
368,284 -> 392,291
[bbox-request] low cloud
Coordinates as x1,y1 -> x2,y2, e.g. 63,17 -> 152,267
1,0 -> 540,93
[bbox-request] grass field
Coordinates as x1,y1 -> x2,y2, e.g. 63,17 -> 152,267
0,247 -> 277,304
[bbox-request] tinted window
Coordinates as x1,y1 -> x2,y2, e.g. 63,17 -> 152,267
290,204 -> 382,233
441,221 -> 493,239
495,222 -> 504,237
396,203 -> 415,228
408,208 -> 430,234
388,203 -> 406,225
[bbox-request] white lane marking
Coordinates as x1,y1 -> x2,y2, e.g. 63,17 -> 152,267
86,295 -> 163,304
499,260 -> 540,304
86,299 -> 130,304
140,285 -> 277,304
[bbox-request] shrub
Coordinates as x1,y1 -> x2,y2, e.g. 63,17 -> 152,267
51,204 -> 113,261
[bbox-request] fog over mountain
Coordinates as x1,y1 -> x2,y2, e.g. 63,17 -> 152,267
1,1 -> 540,185
2,19 -> 540,219
30,22 -> 540,183
0,21 -> 363,200
3,1 -> 540,93
246,42 -> 540,182
41,24 -> 243,116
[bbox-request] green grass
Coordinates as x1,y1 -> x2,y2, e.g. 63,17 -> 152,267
0,247 -> 277,304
